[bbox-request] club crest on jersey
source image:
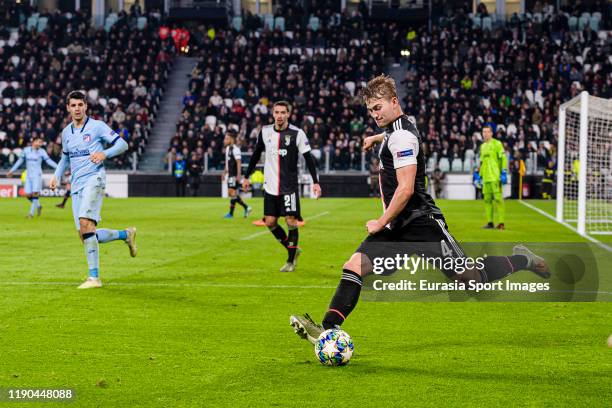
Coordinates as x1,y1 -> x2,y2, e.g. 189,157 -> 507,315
83,134 -> 91,142
285,135 -> 291,146
397,149 -> 414,158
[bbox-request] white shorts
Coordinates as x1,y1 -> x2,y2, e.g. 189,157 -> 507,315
24,176 -> 43,195
72,175 -> 105,230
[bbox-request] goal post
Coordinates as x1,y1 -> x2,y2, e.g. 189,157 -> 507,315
556,91 -> 612,236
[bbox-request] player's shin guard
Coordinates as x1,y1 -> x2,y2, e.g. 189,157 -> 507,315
287,225 -> 299,262
322,270 -> 362,329
82,232 -> 100,278
269,225 -> 289,248
96,229 -> 127,243
479,255 -> 528,282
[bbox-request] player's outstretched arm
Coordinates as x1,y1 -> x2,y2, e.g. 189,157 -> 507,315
42,150 -> 58,169
7,152 -> 25,176
362,133 -> 384,151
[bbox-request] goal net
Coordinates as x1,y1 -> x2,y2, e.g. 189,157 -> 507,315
557,92 -> 612,236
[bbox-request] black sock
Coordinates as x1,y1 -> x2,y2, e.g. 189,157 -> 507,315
236,196 -> 248,209
480,255 -> 529,282
322,270 -> 362,329
287,225 -> 298,262
229,198 -> 237,215
269,225 -> 288,248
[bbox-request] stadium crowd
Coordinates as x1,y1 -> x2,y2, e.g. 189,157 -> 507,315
170,3 -> 384,172
0,2 -> 174,169
173,2 -> 610,178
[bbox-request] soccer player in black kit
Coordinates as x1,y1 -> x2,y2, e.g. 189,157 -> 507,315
290,75 -> 551,343
243,101 -> 322,272
223,130 -> 251,218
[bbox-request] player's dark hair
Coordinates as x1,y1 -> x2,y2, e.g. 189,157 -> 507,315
226,129 -> 237,139
273,100 -> 292,113
361,74 -> 398,102
66,90 -> 87,104
482,125 -> 493,132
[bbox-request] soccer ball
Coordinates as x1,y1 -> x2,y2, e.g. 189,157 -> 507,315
315,329 -> 354,366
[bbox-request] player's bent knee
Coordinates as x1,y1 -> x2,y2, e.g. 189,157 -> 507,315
79,218 -> 96,233
285,216 -> 297,227
264,217 -> 278,229
343,253 -> 372,277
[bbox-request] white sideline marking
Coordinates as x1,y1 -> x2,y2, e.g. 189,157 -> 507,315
0,281 -> 335,289
240,211 -> 330,241
519,200 -> 612,253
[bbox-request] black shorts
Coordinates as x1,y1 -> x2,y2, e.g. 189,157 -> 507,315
227,176 -> 238,190
264,191 -> 301,218
356,214 -> 465,278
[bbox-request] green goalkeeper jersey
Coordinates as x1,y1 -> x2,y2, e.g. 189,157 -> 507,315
479,138 -> 507,182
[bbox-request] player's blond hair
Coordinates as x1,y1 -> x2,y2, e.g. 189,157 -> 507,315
361,74 -> 398,102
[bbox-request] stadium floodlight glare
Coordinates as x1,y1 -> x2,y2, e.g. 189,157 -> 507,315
556,91 -> 612,236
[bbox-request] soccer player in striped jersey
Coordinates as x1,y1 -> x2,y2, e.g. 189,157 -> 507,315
8,136 -> 58,218
242,101 -> 321,272
290,75 -> 551,343
50,91 -> 137,289
223,130 -> 251,218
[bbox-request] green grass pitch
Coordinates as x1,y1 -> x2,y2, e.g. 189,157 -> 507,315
0,197 -> 610,407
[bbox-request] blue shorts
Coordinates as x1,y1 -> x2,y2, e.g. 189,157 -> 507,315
72,175 -> 105,230
24,176 -> 43,195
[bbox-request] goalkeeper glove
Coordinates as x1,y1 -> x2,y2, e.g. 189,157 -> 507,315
501,169 -> 508,185
473,171 -> 482,189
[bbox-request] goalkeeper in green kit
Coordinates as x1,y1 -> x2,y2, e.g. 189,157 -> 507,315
475,125 -> 507,230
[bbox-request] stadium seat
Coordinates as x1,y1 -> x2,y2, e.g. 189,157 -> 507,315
26,16 -> 38,31
482,17 -> 492,31
223,98 -> 233,109
426,156 -> 436,173
308,16 -> 319,31
88,89 -> 99,102
137,17 -> 147,30
472,16 -> 481,29
26,98 -> 35,106
3,98 -> 11,106
533,13 -> 543,23
232,16 -> 242,31
37,17 -> 48,32
345,81 -> 356,96
451,158 -> 463,172
568,16 -> 578,31
205,115 -> 217,130
37,98 -> 46,107
578,16 -> 589,31
589,16 -> 600,31
10,55 -> 19,67
98,98 -> 107,107
274,17 -> 285,32
592,12 -> 602,20
15,97 -> 23,106
438,157 -> 450,172
264,14 -> 274,30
